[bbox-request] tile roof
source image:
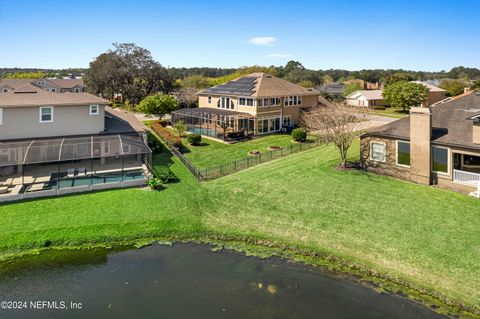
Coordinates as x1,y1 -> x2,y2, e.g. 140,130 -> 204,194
364,92 -> 480,150
0,90 -> 109,107
198,73 -> 320,97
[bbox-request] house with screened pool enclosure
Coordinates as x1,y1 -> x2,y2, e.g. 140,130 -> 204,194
0,81 -> 152,202
171,73 -> 321,140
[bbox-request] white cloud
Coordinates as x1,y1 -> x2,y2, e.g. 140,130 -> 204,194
265,53 -> 292,58
248,36 -> 277,46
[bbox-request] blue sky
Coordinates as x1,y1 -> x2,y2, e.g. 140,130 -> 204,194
0,0 -> 478,71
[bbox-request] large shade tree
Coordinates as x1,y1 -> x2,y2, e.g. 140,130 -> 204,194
84,43 -> 174,105
382,81 -> 430,113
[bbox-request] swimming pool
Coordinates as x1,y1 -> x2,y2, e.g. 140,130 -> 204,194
47,170 -> 146,189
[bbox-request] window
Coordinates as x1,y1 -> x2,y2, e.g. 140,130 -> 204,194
103,142 -> 110,155
258,98 -> 268,107
396,141 -> 410,166
37,81 -> 45,85
370,142 -> 385,162
39,106 -> 53,123
0,107 -> 2,125
1,89 -> 7,93
50,88 -> 57,93
246,98 -> 254,106
463,154 -> 480,166
432,146 -> 449,173
208,96 -> 212,104
270,97 -> 280,106
74,88 -> 80,93
90,105 -> 99,115
284,96 -> 302,106
217,97 -> 234,109
122,144 -> 131,154
238,97 -> 246,106
282,115 -> 291,127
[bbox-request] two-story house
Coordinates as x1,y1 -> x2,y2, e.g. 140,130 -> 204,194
0,80 -> 152,202
0,78 -> 85,94
171,73 -> 320,140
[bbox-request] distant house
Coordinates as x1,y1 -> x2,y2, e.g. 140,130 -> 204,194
0,81 -> 151,202
343,79 -> 379,90
360,91 -> 480,196
318,82 -> 345,98
345,90 -> 385,107
345,81 -> 446,108
171,73 -> 320,140
0,78 -> 85,94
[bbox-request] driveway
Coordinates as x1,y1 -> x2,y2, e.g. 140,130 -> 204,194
357,114 -> 399,131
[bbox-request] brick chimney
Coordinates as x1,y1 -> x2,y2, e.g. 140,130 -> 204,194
409,107 -> 432,184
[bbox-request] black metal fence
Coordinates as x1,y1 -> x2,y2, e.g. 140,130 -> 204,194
197,137 -> 325,180
156,129 -> 325,181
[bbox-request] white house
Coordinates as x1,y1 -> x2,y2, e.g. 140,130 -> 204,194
345,90 -> 385,107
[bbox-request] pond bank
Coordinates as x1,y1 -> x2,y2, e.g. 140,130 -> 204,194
0,236 -> 477,318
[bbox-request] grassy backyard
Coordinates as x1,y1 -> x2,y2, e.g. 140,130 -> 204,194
180,133 -> 318,168
0,138 -> 479,315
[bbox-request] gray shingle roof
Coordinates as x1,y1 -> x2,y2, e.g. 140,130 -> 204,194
365,92 -> 480,150
0,90 -> 109,107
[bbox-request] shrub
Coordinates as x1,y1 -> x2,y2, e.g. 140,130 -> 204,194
174,120 -> 187,137
187,134 -> 202,145
157,170 -> 176,183
147,178 -> 164,190
373,105 -> 386,110
148,136 -> 163,153
292,128 -> 307,142
151,122 -> 182,148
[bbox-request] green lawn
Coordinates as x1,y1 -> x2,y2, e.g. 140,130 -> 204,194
367,107 -> 408,118
180,133 -> 318,168
0,139 -> 479,314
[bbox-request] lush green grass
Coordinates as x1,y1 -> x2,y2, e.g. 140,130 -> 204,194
367,107 -> 408,118
180,133 -> 317,168
0,139 -> 479,313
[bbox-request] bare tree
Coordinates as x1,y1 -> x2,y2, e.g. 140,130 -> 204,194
300,105 -> 365,168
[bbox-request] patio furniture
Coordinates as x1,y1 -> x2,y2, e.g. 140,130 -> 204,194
67,169 -> 75,178
0,186 -> 8,194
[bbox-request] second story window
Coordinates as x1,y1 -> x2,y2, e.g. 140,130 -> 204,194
285,96 -> 302,106
258,98 -> 269,107
90,105 -> 99,115
39,106 -> 53,123
270,97 -> 280,106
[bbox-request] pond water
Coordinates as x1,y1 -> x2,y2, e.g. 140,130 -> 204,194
0,243 -> 446,319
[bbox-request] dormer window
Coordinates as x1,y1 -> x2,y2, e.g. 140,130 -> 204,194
74,88 -> 80,93
90,105 -> 99,115
37,81 -> 45,85
39,106 -> 53,123
50,88 -> 56,93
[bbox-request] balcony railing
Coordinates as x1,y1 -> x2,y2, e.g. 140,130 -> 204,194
453,169 -> 480,186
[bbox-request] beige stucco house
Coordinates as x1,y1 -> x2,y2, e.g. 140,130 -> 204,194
360,91 -> 480,196
0,78 -> 85,94
172,73 -> 320,140
0,80 -> 151,202
346,81 -> 446,108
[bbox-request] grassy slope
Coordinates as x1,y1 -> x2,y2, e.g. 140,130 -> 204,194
367,107 -> 408,119
0,140 -> 479,311
181,134 -> 316,168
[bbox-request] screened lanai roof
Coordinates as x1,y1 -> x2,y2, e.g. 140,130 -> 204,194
0,134 -> 151,167
172,107 -> 255,119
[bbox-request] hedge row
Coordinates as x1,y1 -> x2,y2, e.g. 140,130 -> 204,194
151,122 -> 182,148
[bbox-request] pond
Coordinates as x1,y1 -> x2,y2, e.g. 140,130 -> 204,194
0,243 -> 446,319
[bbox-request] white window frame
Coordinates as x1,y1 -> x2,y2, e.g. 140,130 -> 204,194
89,104 -> 100,115
1,88 -> 8,93
395,140 -> 411,168
0,107 -> 3,125
122,144 -> 131,154
74,87 -> 80,93
282,115 -> 291,127
370,141 -> 386,162
39,106 -> 54,123
103,142 -> 110,155
258,98 -> 269,107
270,97 -> 280,106
50,88 -> 57,93
431,145 -> 450,175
